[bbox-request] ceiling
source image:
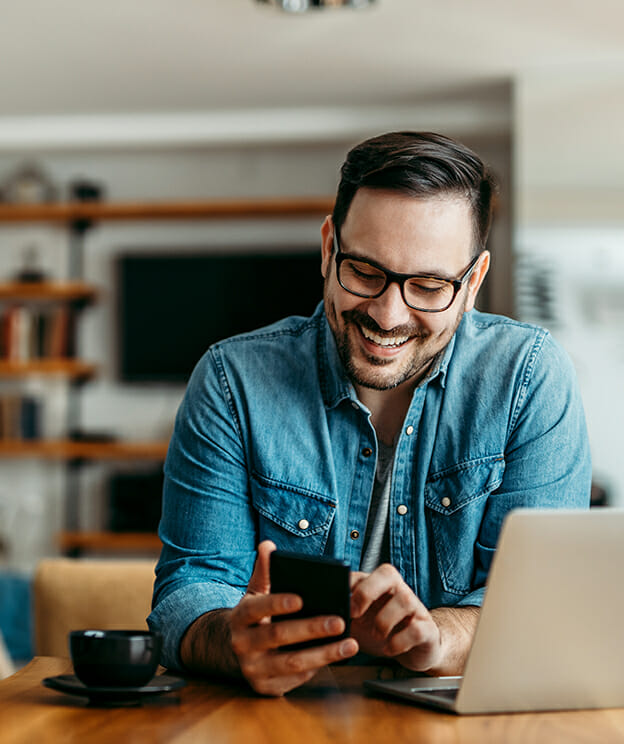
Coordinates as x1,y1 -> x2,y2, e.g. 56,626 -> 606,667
0,0 -> 622,116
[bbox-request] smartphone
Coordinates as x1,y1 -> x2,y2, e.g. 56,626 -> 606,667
269,550 -> 351,649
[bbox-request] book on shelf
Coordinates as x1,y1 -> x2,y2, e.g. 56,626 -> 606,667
0,394 -> 42,440
0,304 -> 75,360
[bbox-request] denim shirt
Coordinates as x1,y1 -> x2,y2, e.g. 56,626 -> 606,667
149,304 -> 591,670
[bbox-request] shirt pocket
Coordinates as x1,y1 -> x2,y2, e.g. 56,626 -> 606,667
424,456 -> 505,596
251,470 -> 336,554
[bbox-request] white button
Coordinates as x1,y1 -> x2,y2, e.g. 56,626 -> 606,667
397,504 -> 408,516
405,425 -> 414,436
298,519 -> 310,530
441,497 -> 452,508
351,401 -> 359,410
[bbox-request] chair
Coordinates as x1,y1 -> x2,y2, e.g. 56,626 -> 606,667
33,558 -> 157,657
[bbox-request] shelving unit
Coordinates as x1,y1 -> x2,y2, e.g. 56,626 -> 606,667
0,196 -> 334,555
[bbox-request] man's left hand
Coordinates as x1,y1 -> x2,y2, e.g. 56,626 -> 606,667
349,564 -> 478,675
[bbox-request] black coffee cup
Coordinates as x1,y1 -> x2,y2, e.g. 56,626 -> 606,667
69,629 -> 162,688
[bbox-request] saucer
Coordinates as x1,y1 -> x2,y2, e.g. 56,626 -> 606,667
42,674 -> 186,706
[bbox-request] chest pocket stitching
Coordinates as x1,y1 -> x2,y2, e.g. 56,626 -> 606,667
425,456 -> 505,515
251,470 -> 336,537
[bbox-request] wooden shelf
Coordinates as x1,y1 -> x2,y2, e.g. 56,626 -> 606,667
0,280 -> 98,303
0,358 -> 97,381
0,197 -> 335,223
0,439 -> 169,461
58,530 -> 161,553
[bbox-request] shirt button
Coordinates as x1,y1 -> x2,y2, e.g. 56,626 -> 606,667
405,425 -> 414,436
350,530 -> 360,540
351,401 -> 359,410
298,519 -> 310,530
441,497 -> 452,508
362,447 -> 373,458
397,504 -> 408,516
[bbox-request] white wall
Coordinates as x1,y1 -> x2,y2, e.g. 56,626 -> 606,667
514,71 -> 624,505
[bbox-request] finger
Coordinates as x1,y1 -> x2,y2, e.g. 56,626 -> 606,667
247,540 -> 277,595
349,570 -> 368,590
242,636 -> 359,693
350,563 -> 404,618
371,588 -> 428,640
384,615 -> 439,660
233,591 -> 303,629
245,614 -> 346,654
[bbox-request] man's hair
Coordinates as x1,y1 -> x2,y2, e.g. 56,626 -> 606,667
332,131 -> 497,256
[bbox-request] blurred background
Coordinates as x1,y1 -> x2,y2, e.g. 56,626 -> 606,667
0,0 -> 622,666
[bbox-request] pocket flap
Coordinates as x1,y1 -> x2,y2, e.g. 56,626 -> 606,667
251,471 -> 336,537
425,456 -> 505,515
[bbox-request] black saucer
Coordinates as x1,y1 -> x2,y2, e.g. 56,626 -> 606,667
42,674 -> 186,706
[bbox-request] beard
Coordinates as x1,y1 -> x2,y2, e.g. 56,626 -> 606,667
324,284 -> 465,392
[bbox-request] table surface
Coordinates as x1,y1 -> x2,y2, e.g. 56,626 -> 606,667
3,657 -> 624,744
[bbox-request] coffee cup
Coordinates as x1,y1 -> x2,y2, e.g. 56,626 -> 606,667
69,629 -> 162,688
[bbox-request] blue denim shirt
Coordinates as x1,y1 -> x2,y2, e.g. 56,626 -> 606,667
149,304 -> 591,670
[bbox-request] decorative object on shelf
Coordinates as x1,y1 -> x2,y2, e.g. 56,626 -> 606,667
0,162 -> 58,204
14,245 -> 48,283
68,177 -> 105,203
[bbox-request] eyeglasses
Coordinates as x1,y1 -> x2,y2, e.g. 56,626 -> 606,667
333,232 -> 481,313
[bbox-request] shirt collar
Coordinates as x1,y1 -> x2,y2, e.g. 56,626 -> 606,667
317,303 -> 461,408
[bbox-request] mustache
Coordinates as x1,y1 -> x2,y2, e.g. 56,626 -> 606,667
342,309 -> 428,339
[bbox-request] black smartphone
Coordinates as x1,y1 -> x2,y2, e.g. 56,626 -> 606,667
269,550 -> 351,649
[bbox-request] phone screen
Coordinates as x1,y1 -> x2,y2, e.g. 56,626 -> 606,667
269,551 -> 351,649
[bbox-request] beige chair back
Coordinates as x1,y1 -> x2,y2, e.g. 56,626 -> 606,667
33,558 -> 157,657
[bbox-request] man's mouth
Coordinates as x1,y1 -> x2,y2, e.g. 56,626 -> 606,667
359,324 -> 411,349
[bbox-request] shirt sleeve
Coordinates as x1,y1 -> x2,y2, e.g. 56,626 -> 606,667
469,330 -> 592,603
147,348 -> 257,671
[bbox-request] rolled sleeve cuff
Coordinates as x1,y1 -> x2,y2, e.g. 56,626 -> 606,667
147,582 -> 244,671
455,586 -> 486,608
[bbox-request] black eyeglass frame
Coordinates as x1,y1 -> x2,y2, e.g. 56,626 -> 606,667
332,232 -> 482,313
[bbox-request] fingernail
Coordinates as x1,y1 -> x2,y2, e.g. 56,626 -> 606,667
325,617 -> 342,633
340,640 -> 356,657
283,595 -> 298,611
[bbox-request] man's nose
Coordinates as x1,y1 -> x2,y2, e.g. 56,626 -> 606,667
365,281 -> 412,331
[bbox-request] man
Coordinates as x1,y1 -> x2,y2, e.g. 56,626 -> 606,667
148,131 -> 591,696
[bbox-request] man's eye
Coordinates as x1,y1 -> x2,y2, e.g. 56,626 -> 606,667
350,263 -> 381,280
411,280 -> 446,294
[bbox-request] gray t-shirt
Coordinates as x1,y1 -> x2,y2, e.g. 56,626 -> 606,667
360,440 -> 396,573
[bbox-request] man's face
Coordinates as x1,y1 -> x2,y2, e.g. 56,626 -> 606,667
320,188 -> 489,392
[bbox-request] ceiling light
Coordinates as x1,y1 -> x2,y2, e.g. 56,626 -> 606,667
257,0 -> 376,12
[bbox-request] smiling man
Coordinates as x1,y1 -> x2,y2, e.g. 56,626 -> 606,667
149,132 -> 591,696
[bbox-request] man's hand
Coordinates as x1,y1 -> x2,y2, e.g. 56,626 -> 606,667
181,541 -> 358,696
350,564 -> 478,675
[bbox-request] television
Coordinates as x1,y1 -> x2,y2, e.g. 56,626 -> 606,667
116,249 -> 324,383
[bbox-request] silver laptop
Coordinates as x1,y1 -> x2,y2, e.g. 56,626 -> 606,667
365,508 -> 624,714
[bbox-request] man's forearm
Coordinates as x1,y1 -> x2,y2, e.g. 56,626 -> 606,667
427,606 -> 480,676
180,608 -> 242,678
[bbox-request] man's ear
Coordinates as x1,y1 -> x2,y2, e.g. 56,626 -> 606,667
464,251 -> 490,312
320,216 -> 334,279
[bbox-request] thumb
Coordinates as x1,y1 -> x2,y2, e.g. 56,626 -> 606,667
246,540 -> 276,596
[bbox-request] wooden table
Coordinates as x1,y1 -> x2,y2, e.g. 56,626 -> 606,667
3,657 -> 624,744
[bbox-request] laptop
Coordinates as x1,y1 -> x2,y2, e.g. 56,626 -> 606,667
365,508 -> 624,714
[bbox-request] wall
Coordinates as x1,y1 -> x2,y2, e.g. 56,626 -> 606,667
515,72 -> 624,505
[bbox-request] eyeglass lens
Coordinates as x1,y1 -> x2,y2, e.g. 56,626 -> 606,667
338,256 -> 456,311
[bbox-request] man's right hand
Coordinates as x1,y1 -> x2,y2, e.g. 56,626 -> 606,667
181,541 -> 359,697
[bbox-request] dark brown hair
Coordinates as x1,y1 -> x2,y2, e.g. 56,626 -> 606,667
333,131 -> 497,255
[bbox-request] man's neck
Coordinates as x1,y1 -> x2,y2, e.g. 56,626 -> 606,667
355,382 -> 415,447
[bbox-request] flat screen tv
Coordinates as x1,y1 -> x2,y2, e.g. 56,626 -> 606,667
117,249 -> 323,383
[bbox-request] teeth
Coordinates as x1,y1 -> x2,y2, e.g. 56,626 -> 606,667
360,325 -> 409,348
